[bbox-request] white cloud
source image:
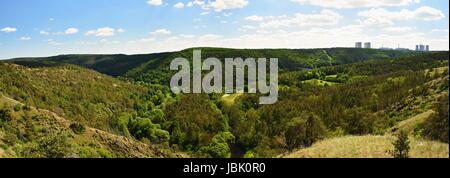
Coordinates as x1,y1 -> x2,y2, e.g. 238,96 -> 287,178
239,25 -> 256,32
291,0 -> 418,9
150,29 -> 172,36
245,15 -> 264,22
1,27 -> 17,33
65,28 -> 79,34
200,11 -> 210,15
49,18 -> 55,21
180,34 -> 196,38
358,6 -> 445,27
223,12 -> 233,17
99,39 -> 120,45
254,10 -> 343,29
40,30 -> 50,35
187,0 -> 206,8
413,6 -> 446,20
209,0 -> 249,12
86,27 -> 116,37
431,29 -> 449,33
184,0 -> 248,12
198,34 -> 223,41
174,2 -> 185,9
19,37 -> 31,41
51,23 -> 447,59
383,27 -> 415,33
47,39 -> 63,46
147,0 -> 163,6
117,28 -> 125,33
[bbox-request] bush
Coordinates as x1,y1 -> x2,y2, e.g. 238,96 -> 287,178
201,132 -> 235,158
422,94 -> 449,143
22,105 -> 32,111
70,123 -> 86,135
391,131 -> 410,158
21,133 -> 71,158
127,115 -> 170,144
0,109 -> 12,122
14,104 -> 22,112
153,129 -> 170,144
285,114 -> 326,151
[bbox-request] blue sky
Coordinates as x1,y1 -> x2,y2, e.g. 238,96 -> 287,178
0,0 -> 449,59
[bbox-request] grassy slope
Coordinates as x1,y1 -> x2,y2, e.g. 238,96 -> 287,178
222,93 -> 244,106
283,109 -> 448,158
282,135 -> 448,158
282,66 -> 449,158
0,95 -> 185,158
388,110 -> 434,135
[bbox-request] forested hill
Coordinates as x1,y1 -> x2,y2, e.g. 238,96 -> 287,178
7,52 -> 172,77
2,49 -> 447,158
6,48 -> 417,77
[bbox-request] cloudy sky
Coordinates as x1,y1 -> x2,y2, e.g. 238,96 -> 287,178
0,0 -> 448,59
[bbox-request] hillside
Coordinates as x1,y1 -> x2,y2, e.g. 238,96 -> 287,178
281,66 -> 449,158
122,48 -> 418,85
6,48 -> 418,85
281,135 -> 448,158
8,53 -> 172,77
0,62 -> 148,130
0,95 -> 184,158
1,49 -> 448,158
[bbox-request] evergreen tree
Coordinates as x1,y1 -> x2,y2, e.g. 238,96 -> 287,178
391,131 -> 410,158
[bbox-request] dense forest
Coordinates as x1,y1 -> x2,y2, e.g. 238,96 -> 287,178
1,48 -> 448,158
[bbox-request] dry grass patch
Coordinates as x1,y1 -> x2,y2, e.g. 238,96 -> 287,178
283,135 -> 448,158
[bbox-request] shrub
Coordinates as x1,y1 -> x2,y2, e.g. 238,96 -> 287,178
391,131 -> 410,158
21,133 -> 71,158
14,104 -> 22,112
22,105 -> 32,111
422,94 -> 449,143
70,123 -> 86,135
285,114 -> 326,151
153,129 -> 170,144
201,131 -> 235,158
0,109 -> 12,122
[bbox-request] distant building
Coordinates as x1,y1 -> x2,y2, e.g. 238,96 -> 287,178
355,42 -> 362,48
416,44 -> 429,52
364,42 -> 371,49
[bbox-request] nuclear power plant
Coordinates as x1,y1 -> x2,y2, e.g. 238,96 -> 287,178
415,44 -> 430,52
353,42 -> 431,51
355,42 -> 371,49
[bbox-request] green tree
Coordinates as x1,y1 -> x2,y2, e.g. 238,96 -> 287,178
422,94 -> 449,143
391,131 -> 410,158
21,133 -> 72,158
202,132 -> 236,158
285,114 -> 326,151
